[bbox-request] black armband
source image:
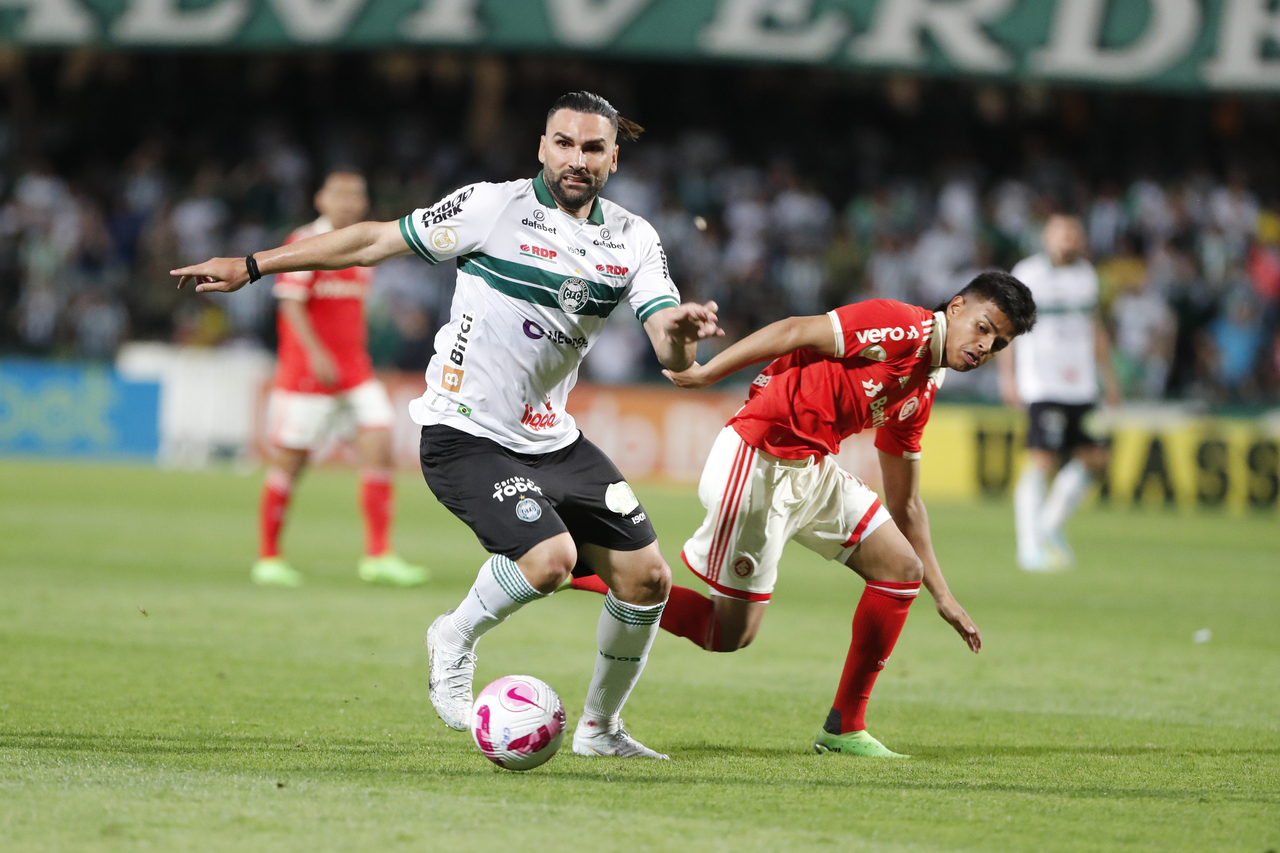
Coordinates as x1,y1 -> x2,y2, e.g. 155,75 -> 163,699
246,255 -> 262,283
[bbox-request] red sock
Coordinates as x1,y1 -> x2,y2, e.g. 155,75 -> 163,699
360,470 -> 393,557
258,468 -> 293,559
661,585 -> 722,651
569,578 -> 722,651
828,580 -> 920,733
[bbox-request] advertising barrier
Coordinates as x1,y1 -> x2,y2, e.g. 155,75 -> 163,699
0,358 -> 160,459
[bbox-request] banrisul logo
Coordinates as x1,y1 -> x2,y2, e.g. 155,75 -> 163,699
557,277 -> 589,313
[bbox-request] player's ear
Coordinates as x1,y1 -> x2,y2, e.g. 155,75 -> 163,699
538,136 -> 547,166
947,294 -> 965,317
609,142 -> 619,173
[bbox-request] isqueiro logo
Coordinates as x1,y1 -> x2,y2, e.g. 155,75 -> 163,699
522,319 -> 587,350
492,476 -> 543,503
520,243 -> 557,263
557,277 -> 589,313
515,498 -> 542,522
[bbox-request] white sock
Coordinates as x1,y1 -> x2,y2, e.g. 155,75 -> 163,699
1041,459 -> 1091,536
1014,465 -> 1046,558
581,592 -> 665,731
448,555 -> 546,648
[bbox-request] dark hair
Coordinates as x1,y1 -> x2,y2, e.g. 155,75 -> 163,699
952,270 -> 1037,336
546,91 -> 644,142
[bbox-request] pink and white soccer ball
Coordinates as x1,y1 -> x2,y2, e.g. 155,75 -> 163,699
470,675 -> 566,771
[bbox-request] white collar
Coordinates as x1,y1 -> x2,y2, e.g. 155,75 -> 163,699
929,310 -> 947,369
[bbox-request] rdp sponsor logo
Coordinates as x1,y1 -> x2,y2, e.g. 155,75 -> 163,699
520,243 -> 557,263
854,325 -> 920,345
522,319 -> 587,351
421,187 -> 474,227
595,263 -> 629,279
491,476 -> 543,503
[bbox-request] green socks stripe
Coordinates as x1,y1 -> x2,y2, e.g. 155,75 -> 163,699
487,555 -> 544,605
604,592 -> 664,626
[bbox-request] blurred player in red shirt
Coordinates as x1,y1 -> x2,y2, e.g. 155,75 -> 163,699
253,171 -> 427,588
573,272 -> 1036,756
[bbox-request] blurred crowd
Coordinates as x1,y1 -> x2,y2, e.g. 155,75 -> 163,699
2,54 -> 1278,405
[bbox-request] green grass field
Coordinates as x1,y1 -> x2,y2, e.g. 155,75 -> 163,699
1,458 -> 1277,852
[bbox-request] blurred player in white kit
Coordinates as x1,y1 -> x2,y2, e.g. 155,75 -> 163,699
1000,214 -> 1120,571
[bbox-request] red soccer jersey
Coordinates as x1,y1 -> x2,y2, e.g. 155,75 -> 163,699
728,300 -> 946,462
272,217 -> 374,394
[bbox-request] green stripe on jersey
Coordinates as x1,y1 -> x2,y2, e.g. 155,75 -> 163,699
459,254 -> 622,317
635,295 -> 679,324
399,216 -> 440,265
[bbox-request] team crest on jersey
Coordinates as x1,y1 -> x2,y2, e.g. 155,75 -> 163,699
515,498 -> 542,522
557,277 -> 590,313
732,557 -> 754,578
430,226 -> 458,253
898,397 -> 920,420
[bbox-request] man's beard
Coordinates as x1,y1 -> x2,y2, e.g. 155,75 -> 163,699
545,168 -> 605,211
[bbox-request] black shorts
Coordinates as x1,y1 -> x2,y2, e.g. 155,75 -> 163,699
419,425 -> 657,563
1026,402 -> 1103,456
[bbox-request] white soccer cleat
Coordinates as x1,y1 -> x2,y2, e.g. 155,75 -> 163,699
425,611 -> 477,732
572,718 -> 669,760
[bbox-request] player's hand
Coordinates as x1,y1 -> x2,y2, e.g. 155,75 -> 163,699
663,363 -> 712,389
663,301 -> 724,343
172,258 -> 251,293
936,595 -> 982,653
307,348 -> 340,388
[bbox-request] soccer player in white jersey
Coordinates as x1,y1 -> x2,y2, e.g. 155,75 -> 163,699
173,91 -> 721,759
1000,215 -> 1120,571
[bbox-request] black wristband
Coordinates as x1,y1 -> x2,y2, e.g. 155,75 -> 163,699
246,255 -> 262,283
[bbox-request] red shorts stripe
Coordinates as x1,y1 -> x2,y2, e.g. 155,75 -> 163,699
708,441 -> 751,582
710,443 -> 756,582
681,549 -> 772,602
842,498 -> 884,548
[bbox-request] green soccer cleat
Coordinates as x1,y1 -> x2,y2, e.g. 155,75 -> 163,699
251,557 -> 303,588
813,728 -> 910,758
358,553 -> 429,587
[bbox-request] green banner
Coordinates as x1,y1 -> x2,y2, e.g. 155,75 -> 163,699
5,1 -> 1280,92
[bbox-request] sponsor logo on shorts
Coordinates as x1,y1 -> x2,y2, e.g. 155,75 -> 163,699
430,226 -> 458,253
733,557 -> 754,578
520,243 -> 557,263
421,187 -> 473,227
898,397 -> 919,420
522,319 -> 587,350
870,395 -> 889,427
595,263 -> 629,279
605,482 -> 639,515
515,498 -> 542,522
630,511 -> 648,525
751,373 -> 771,389
492,476 -> 543,502
557,277 -> 590,313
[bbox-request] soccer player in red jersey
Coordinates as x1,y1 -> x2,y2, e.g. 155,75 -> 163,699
572,272 -> 1036,755
254,170 -> 427,588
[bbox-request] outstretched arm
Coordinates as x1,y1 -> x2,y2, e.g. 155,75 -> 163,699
172,220 -> 412,293
642,301 -> 724,372
879,450 -> 982,653
663,313 -> 838,389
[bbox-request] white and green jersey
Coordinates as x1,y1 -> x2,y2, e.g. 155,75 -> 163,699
400,173 -> 681,453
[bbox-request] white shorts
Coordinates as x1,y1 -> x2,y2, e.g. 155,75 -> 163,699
681,427 -> 891,601
266,379 -> 395,451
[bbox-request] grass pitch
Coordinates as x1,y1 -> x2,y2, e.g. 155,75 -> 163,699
1,458 -> 1277,852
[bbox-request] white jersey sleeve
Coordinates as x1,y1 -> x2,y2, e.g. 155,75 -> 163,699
623,220 -> 681,324
399,183 -> 507,265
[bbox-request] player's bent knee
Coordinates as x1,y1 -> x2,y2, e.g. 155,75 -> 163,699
517,536 -> 577,594
885,551 -> 924,584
